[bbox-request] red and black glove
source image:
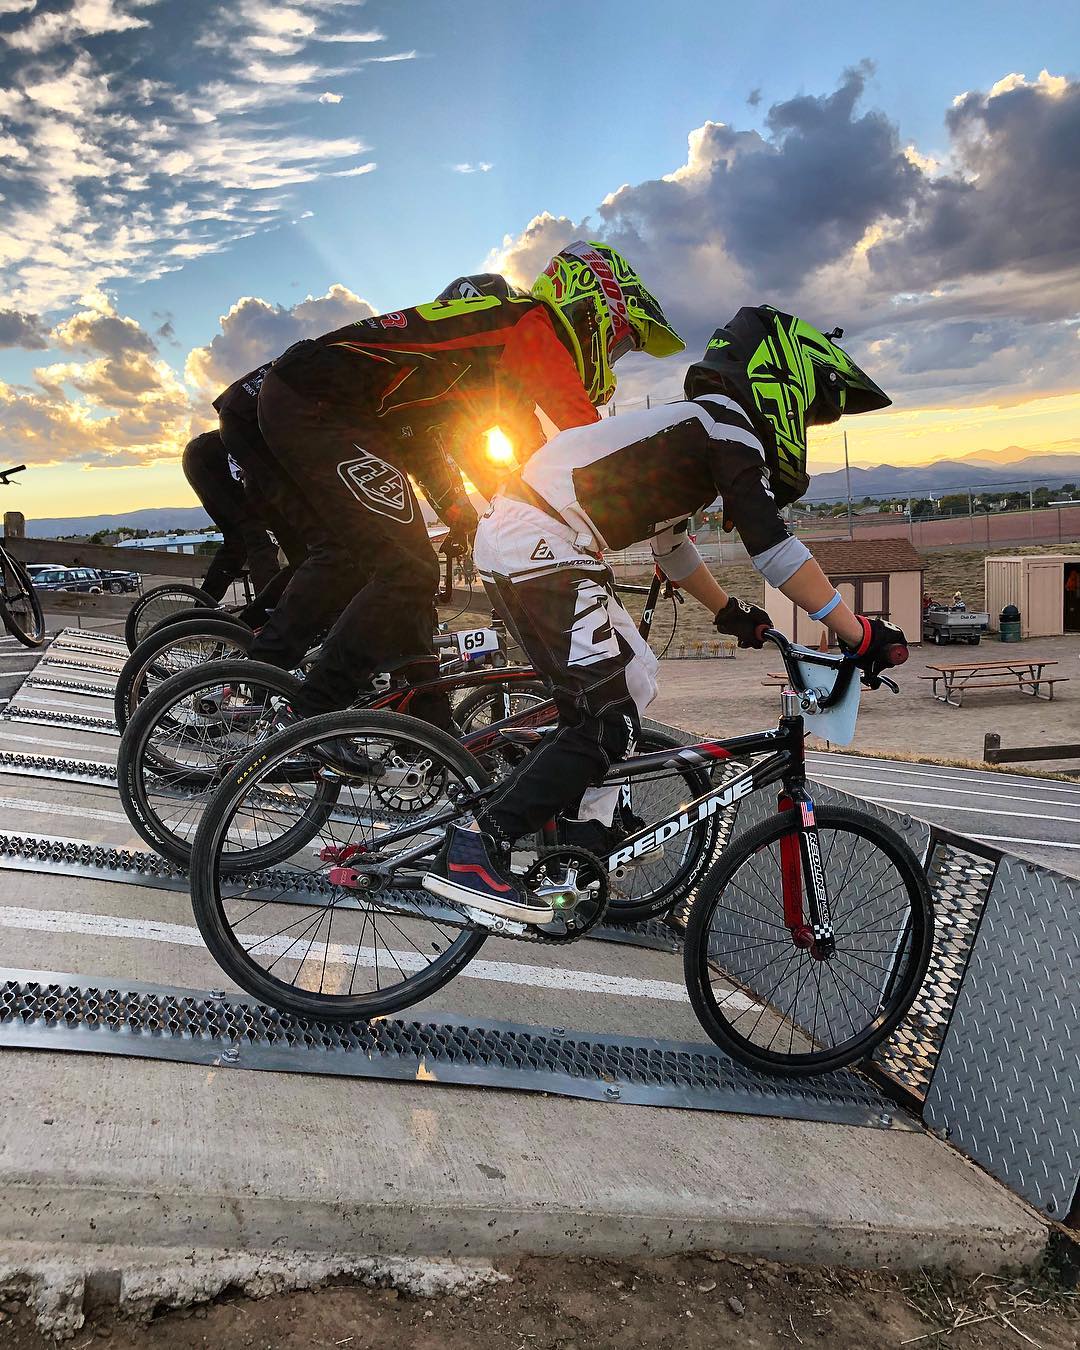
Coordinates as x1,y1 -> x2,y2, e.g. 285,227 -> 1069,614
442,494 -> 479,555
841,616 -> 908,686
714,597 -> 772,648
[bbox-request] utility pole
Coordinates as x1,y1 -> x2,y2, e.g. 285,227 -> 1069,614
843,430 -> 854,541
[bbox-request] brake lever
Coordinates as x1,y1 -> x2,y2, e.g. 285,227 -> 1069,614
861,672 -> 899,694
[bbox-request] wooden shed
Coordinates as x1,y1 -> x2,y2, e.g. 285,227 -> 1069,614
984,555 -> 1080,636
763,538 -> 925,646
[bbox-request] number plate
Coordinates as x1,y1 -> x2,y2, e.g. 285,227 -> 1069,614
456,627 -> 500,657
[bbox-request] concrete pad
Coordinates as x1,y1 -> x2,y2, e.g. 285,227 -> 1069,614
0,1050 -> 1045,1276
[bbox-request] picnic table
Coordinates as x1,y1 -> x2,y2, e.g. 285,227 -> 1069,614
920,658 -> 1068,707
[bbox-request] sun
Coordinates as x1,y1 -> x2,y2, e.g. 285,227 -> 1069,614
485,426 -> 516,465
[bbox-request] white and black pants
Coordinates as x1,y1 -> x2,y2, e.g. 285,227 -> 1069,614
474,495 -> 659,842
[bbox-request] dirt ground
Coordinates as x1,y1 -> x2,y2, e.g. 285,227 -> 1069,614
0,1254 -> 1077,1350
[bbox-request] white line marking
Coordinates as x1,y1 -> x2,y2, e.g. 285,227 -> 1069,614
811,771 -> 1080,812
17,696 -> 115,715
0,905 -> 704,1005
0,793 -> 129,824
808,756 -> 1080,797
849,795 -> 1079,826
973,835 -> 1080,851
0,730 -> 118,756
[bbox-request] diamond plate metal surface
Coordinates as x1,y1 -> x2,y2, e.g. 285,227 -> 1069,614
39,656 -> 123,675
874,837 -> 997,1098
0,751 -> 117,787
0,968 -> 908,1126
923,854 -> 1080,1216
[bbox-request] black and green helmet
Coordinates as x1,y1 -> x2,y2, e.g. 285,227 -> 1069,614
684,306 -> 891,507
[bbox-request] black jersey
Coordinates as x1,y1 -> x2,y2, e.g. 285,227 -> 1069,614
516,394 -> 812,587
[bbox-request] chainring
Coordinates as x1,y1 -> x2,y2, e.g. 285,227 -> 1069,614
520,845 -> 609,945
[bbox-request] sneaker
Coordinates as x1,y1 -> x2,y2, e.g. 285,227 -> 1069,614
424,826 -> 554,924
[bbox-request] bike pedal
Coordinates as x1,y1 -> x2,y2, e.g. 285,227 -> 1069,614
462,906 -> 529,937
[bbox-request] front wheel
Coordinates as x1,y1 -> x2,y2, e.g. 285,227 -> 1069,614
0,548 -> 45,647
124,583 -> 218,651
684,804 -> 933,1076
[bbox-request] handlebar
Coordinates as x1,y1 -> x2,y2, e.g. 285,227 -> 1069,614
760,627 -> 906,706
0,464 -> 26,486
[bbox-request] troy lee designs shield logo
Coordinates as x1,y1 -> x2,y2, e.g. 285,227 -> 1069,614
337,449 -> 414,523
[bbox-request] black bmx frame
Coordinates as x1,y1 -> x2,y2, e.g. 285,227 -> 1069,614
366,635 -> 867,947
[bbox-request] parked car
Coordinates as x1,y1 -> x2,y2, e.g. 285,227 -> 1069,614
25,563 -> 64,577
93,568 -> 140,594
32,566 -> 105,594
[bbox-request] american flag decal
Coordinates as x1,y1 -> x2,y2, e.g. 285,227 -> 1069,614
800,799 -> 816,829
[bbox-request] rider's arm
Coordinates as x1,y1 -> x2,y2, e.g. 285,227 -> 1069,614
499,305 -> 600,432
649,518 -> 731,614
411,433 -> 470,524
776,560 -> 863,646
674,561 -> 729,614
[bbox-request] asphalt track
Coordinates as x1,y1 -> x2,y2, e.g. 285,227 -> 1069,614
807,750 -> 1080,878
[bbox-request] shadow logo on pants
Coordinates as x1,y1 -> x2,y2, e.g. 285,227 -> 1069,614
337,449 -> 414,523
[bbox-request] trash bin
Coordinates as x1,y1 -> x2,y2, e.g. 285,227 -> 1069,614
999,604 -> 1022,642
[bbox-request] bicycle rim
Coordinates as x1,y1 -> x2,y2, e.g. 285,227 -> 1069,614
685,805 -> 933,1076
0,550 -> 45,647
189,710 -> 490,1021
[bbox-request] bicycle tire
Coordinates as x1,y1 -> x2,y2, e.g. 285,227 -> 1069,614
115,616 -> 255,733
453,678 -> 550,732
143,605 -> 245,642
0,547 -> 45,647
684,804 -> 933,1076
118,658 -> 321,869
124,583 -> 218,651
603,729 -> 719,923
189,709 -> 490,1021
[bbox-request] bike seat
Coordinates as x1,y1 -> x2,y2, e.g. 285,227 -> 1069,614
379,654 -> 442,685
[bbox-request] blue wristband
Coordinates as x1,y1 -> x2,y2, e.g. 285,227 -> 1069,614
809,590 -> 843,622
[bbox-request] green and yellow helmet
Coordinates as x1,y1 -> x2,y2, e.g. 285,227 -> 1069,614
532,241 -> 684,405
684,306 -> 891,507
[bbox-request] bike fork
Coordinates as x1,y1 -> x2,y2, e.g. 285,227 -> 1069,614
778,793 -> 835,960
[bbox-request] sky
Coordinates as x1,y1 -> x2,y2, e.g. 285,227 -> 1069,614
0,0 -> 1078,519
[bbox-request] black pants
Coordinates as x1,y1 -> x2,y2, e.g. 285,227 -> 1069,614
252,369 -> 439,713
181,431 -> 281,601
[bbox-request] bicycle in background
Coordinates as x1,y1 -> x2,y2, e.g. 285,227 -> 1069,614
0,466 -> 45,648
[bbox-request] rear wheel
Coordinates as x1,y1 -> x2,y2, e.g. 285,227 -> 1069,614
603,730 -> 720,923
684,804 -> 933,1076
189,711 -> 490,1021
0,548 -> 45,647
124,583 -> 218,651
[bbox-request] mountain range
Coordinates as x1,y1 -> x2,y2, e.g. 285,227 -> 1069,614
808,452 -> 1080,503
23,506 -> 212,540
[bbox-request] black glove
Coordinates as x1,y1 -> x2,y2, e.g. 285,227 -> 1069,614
443,495 -> 479,555
841,616 -> 909,686
714,597 -> 772,648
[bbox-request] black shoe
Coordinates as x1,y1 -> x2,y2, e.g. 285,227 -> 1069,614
424,826 -> 554,924
273,705 -> 382,780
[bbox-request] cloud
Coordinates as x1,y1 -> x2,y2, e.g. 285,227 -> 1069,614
318,91 -> 343,103
452,161 -> 493,174
0,294 -> 193,469
488,66 -> 1080,409
364,50 -> 417,62
330,161 -> 376,177
185,284 -> 375,403
7,0 -> 155,53
0,0 -> 403,312
869,70 -> 1080,288
0,308 -> 48,348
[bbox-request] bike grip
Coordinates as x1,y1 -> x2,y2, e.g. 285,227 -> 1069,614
886,643 -> 909,666
754,623 -> 771,644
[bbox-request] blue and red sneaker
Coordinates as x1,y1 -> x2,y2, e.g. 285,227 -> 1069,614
424,826 -> 553,924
